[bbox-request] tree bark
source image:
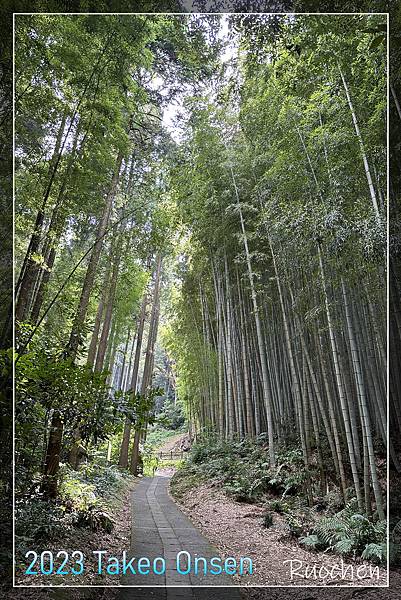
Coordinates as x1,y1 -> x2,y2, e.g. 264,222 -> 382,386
318,245 -> 364,511
40,411 -> 64,499
341,279 -> 384,519
130,255 -> 162,475
227,161 -> 275,465
66,149 -> 123,359
339,65 -> 380,218
16,109 -> 68,322
118,293 -> 148,468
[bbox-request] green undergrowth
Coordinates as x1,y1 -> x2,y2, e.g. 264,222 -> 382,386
170,435 -> 387,565
15,462 -> 135,562
171,434 -> 312,504
299,503 -> 387,563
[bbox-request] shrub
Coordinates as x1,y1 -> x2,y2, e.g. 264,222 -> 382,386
300,502 -> 387,563
15,497 -> 73,558
299,534 -> 322,550
285,514 -> 305,538
170,465 -> 202,500
75,506 -> 114,532
268,499 -> 290,514
59,473 -> 98,512
322,489 -> 344,513
262,512 -> 273,528
361,543 -> 387,563
185,437 -> 308,503
15,461 -> 133,561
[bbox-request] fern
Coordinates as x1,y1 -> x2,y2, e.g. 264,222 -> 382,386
263,512 -> 273,528
361,543 -> 386,563
307,504 -> 387,564
300,534 -> 320,550
334,537 -> 354,556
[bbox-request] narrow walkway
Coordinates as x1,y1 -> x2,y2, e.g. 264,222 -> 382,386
119,475 -> 241,599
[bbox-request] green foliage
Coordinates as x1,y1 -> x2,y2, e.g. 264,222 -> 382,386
300,503 -> 387,563
157,398 -> 185,430
284,514 -> 306,539
361,543 -> 387,563
75,507 -> 114,533
262,512 -> 273,528
15,498 -> 70,554
59,474 -> 99,512
166,12 -> 386,451
15,346 -> 115,493
73,462 -> 133,507
142,450 -> 160,477
299,534 -> 321,549
175,437 -> 387,565
181,436 -> 308,503
322,489 -> 345,513
14,10 -> 219,500
268,499 -> 290,514
59,463 -> 131,534
15,462 -> 133,560
122,387 -> 163,433
13,14 -> 389,581
170,464 -> 203,501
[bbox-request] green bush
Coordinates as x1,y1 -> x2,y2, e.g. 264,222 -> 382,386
75,506 -> 114,532
300,502 -> 387,563
15,498 -> 71,551
262,511 -> 274,528
285,514 -> 305,538
268,499 -> 290,514
59,474 -> 99,512
15,462 -> 133,561
184,436 -> 307,503
170,463 -> 202,499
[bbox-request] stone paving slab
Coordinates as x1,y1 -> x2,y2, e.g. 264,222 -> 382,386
119,476 -> 241,597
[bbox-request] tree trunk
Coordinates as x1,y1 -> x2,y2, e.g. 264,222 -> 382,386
318,245 -> 363,511
130,255 -> 162,476
66,149 -> 123,359
119,293 -> 148,468
16,110 -> 68,322
341,279 -> 384,519
95,239 -> 123,371
339,65 -> 380,218
40,411 -> 64,499
227,161 -> 275,465
30,119 -> 84,324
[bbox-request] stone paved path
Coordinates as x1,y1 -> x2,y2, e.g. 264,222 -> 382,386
119,475 -> 241,599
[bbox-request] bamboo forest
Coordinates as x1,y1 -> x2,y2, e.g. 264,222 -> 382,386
13,12 -> 392,589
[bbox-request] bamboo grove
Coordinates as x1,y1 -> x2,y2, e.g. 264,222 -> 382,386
166,14 -> 388,520
14,12 -> 389,524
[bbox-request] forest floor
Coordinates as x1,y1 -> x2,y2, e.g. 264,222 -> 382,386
170,481 -> 389,588
155,432 -> 190,454
7,470 -> 400,600
13,477 -> 134,591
